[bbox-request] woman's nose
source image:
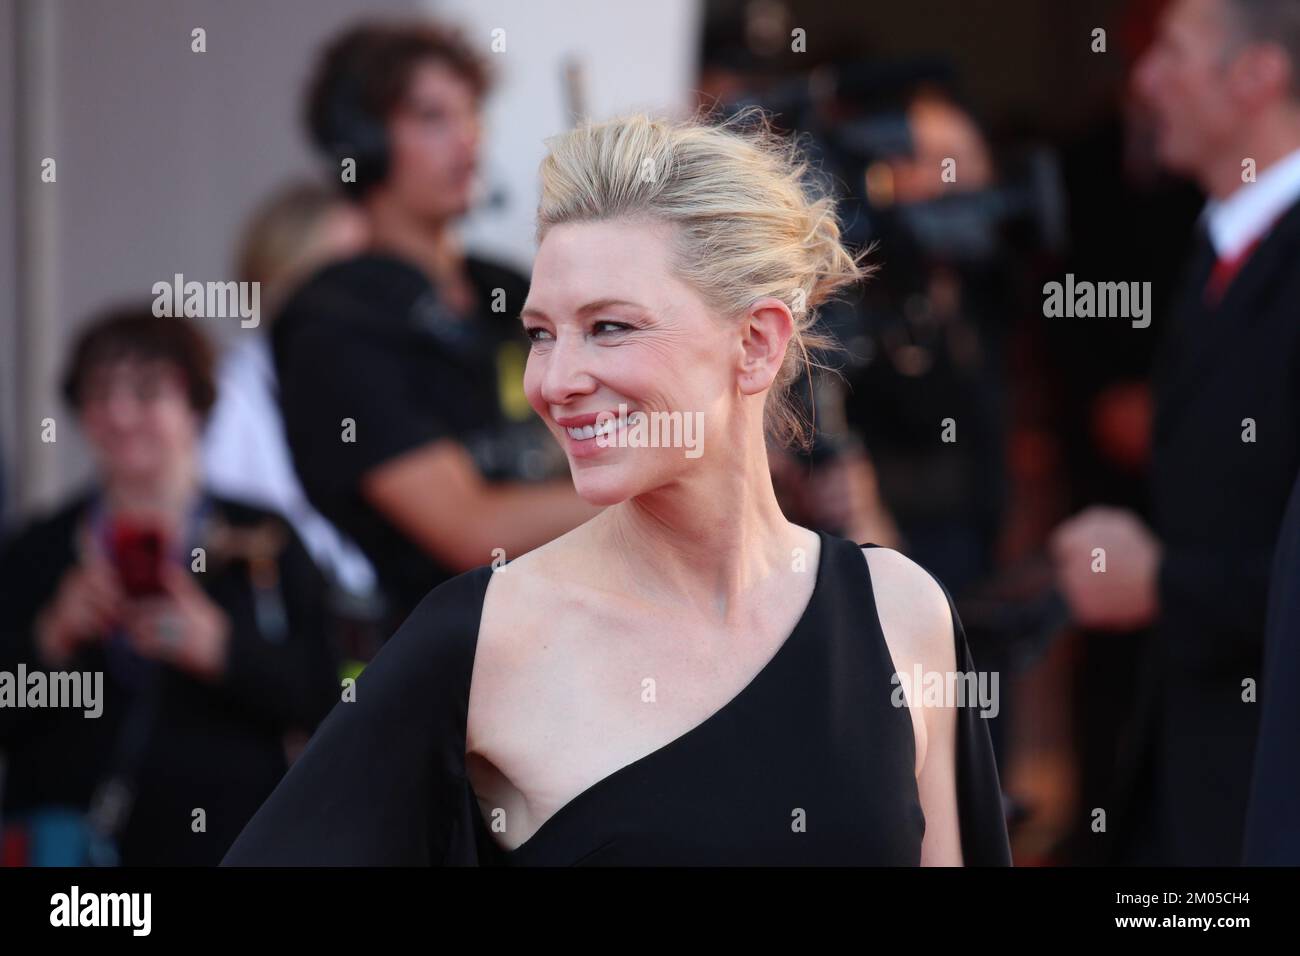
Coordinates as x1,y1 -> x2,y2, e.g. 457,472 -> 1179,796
539,335 -> 597,405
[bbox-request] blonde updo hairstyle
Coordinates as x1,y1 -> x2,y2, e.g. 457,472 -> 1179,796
535,109 -> 871,450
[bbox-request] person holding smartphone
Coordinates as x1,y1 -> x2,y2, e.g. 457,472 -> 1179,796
0,307 -> 339,866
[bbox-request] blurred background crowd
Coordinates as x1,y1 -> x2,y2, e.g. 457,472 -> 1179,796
1,0 -> 1298,866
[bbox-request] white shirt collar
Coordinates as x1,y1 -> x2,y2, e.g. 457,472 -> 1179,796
1203,146 -> 1300,259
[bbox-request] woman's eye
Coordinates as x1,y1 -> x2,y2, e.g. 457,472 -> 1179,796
524,321 -> 632,343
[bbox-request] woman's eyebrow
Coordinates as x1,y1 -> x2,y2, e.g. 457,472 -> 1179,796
520,298 -> 649,323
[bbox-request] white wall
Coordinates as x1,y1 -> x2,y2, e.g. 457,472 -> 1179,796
3,0 -> 418,519
0,0 -> 20,525
430,0 -> 703,272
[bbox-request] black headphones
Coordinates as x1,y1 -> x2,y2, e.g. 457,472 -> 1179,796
319,60 -> 390,197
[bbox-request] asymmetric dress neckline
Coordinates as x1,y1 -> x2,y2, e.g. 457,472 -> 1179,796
491,531 -> 830,861
222,530 -> 1014,866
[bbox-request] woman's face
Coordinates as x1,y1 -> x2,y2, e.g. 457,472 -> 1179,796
521,219 -> 741,505
385,61 -> 482,223
78,358 -> 200,488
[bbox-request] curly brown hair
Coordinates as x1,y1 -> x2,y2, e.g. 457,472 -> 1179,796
60,306 -> 217,418
303,19 -> 492,159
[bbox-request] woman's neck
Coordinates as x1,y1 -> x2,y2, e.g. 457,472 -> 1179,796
592,430 -> 812,625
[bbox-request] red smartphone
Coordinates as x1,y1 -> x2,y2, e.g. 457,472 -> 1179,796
109,519 -> 168,598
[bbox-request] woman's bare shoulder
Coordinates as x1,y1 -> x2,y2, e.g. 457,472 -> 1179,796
469,526 -> 622,752
859,546 -> 960,783
481,528 -> 591,620
476,525 -> 615,668
858,546 -> 958,679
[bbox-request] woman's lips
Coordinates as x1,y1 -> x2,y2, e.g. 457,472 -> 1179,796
555,410 -> 633,459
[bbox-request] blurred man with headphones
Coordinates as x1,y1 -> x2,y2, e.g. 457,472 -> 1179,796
273,20 -> 598,633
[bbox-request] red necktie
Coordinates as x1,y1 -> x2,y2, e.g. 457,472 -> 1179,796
1204,227 -> 1272,307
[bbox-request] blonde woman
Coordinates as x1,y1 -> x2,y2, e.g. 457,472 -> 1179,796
223,112 -> 1012,867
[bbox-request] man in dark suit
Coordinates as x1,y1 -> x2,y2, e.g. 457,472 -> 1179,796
1243,469 -> 1300,864
1051,0 -> 1300,865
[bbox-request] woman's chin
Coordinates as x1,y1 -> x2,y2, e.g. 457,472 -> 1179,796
569,465 -> 641,507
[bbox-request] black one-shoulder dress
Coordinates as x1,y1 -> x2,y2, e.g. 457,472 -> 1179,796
222,530 -> 1012,865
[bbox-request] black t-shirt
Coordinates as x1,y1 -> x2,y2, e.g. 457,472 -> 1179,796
271,252 -> 561,627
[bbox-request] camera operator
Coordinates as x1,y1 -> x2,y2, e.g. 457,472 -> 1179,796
830,82 -> 1022,598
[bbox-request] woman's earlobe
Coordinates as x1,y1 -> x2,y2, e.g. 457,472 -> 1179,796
736,355 -> 782,397
736,300 -> 794,396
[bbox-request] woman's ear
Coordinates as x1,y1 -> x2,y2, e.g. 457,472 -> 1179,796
737,296 -> 795,396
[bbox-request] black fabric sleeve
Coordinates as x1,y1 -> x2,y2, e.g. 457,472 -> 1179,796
277,317 -> 449,495
1157,544 -> 1274,670
220,566 -> 492,866
934,572 -> 1015,866
211,527 -> 340,735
